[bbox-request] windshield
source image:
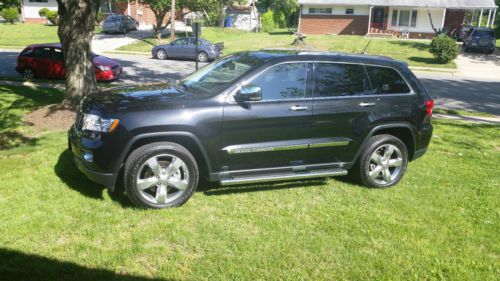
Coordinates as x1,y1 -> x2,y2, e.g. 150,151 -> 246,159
105,15 -> 121,22
178,53 -> 269,95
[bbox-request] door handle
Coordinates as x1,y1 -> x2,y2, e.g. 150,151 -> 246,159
359,102 -> 376,107
289,105 -> 309,111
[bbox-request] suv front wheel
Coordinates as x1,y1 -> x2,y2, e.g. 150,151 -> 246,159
124,142 -> 199,208
354,134 -> 409,188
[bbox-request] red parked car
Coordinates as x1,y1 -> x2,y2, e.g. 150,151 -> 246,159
15,43 -> 122,81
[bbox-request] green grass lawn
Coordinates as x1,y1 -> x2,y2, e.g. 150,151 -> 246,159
0,23 -> 102,49
118,27 -> 456,68
0,85 -> 499,280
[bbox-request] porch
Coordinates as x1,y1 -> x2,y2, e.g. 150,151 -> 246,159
367,4 -> 497,39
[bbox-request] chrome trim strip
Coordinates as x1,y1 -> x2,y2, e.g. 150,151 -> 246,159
220,169 -> 348,186
309,141 -> 349,148
225,143 -> 308,154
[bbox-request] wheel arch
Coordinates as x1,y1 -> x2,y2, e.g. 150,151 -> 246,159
353,123 -> 417,164
116,132 -> 212,180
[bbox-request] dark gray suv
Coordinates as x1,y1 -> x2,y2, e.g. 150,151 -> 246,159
69,51 -> 434,209
102,15 -> 138,34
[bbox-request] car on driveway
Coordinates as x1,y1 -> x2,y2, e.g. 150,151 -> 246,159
152,37 -> 223,62
70,51 -> 434,209
454,24 -> 473,42
102,14 -> 138,34
463,27 -> 496,54
15,43 -> 122,81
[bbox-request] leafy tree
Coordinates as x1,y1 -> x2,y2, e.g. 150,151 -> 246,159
1,7 -> 19,24
0,0 -> 20,9
495,0 -> 500,37
258,0 -> 298,27
260,10 -> 275,32
56,0 -> 101,106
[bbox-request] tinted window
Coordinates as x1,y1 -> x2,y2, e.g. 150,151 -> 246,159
33,47 -> 52,58
189,38 -> 202,45
53,48 -> 64,60
250,63 -> 307,100
365,66 -> 411,94
20,48 -> 34,57
314,63 -> 369,97
474,30 -> 493,38
173,38 -> 188,45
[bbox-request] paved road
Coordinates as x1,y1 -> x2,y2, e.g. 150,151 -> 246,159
1,50 -> 498,115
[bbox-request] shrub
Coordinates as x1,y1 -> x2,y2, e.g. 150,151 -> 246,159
272,10 -> 286,29
1,7 -> 19,24
429,34 -> 459,63
260,10 -> 275,32
46,10 -> 58,26
38,7 -> 50,18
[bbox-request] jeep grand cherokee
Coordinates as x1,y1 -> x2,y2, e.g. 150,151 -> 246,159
69,51 -> 434,208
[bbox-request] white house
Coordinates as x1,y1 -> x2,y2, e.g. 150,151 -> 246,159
298,0 -> 498,39
20,0 -> 58,23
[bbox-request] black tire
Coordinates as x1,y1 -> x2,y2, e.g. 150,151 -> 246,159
122,26 -> 127,34
352,134 -> 408,188
22,68 -> 34,80
124,142 -> 199,209
198,51 -> 209,62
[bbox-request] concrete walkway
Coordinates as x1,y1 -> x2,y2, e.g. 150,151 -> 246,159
92,29 -> 153,53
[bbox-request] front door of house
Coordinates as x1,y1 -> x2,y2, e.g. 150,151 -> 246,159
373,8 -> 385,25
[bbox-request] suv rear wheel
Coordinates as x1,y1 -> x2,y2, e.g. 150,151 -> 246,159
124,142 -> 199,208
354,134 -> 408,188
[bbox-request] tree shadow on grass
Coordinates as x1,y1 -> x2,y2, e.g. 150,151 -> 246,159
407,56 -> 443,65
387,40 -> 430,51
0,130 -> 37,149
0,247 -> 171,281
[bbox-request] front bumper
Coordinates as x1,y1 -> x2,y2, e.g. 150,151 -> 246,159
74,156 -> 117,188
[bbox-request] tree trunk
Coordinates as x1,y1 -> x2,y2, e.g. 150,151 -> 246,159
56,0 -> 100,107
152,10 -> 168,42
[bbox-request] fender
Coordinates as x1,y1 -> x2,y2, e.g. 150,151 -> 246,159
114,131 -> 213,174
351,122 -> 417,165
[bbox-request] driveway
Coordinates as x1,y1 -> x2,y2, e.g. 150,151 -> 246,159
454,48 -> 500,80
92,29 -> 153,53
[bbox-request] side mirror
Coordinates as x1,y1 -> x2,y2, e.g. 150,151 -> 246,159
235,85 -> 262,102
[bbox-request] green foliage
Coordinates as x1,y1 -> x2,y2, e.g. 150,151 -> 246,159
260,10 -> 276,32
272,10 -> 286,28
258,0 -> 298,27
429,34 -> 459,63
95,11 -> 105,25
45,10 -> 59,26
0,0 -> 20,9
1,7 -> 19,24
38,8 -> 50,18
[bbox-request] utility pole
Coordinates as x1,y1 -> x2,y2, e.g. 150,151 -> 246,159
170,0 -> 176,41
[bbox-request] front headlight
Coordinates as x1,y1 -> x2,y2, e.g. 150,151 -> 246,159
82,113 -> 119,133
97,65 -> 111,71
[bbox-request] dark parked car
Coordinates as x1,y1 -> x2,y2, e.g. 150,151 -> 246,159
15,43 -> 122,81
454,24 -> 473,42
152,37 -> 223,62
463,27 -> 496,54
69,51 -> 434,209
102,14 -> 138,34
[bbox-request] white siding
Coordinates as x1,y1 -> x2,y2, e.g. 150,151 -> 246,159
22,0 -> 58,19
387,7 -> 445,33
302,5 -> 370,16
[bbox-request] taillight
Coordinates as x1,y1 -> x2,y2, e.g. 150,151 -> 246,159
425,99 -> 434,116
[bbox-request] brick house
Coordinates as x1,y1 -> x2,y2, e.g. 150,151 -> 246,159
20,0 -> 169,26
298,0 -> 498,39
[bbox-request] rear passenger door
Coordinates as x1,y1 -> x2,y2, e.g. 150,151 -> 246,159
31,47 -> 53,78
309,62 -> 379,165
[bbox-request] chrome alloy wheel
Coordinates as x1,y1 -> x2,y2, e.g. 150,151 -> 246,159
136,154 -> 190,205
156,49 -> 167,60
198,51 -> 208,62
368,144 -> 403,185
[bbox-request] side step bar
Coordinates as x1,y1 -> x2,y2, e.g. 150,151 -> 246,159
219,169 -> 348,186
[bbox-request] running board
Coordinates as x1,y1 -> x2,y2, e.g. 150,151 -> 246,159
219,169 -> 348,186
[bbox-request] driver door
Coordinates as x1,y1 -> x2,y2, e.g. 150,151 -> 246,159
221,62 -> 313,171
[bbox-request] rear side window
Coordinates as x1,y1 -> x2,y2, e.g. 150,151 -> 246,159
474,30 -> 493,38
314,63 -> 370,97
365,66 -> 411,94
33,47 -> 52,58
250,63 -> 308,100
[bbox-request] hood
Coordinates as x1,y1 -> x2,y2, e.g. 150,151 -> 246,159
93,55 -> 119,67
82,83 -> 199,115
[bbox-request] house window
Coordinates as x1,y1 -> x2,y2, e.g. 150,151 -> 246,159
309,8 -> 332,15
29,0 -> 48,2
391,9 -> 417,27
345,8 -> 354,15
